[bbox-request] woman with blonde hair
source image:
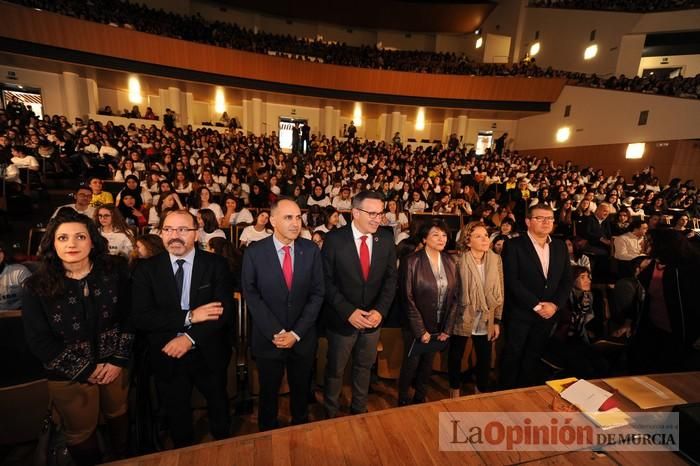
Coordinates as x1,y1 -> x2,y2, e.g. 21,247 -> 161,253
447,221 -> 504,397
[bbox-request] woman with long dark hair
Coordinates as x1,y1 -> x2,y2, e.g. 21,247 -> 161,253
22,210 -> 133,465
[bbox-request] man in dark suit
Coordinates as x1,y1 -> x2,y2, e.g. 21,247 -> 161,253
241,198 -> 324,431
500,204 -> 572,388
132,209 -> 233,447
323,191 -> 397,417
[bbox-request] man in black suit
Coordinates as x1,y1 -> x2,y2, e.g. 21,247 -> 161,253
323,191 -> 397,417
132,209 -> 233,447
241,198 -> 324,430
500,204 -> 572,388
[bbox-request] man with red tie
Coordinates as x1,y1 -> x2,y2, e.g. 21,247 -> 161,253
322,191 -> 397,417
241,198 -> 325,430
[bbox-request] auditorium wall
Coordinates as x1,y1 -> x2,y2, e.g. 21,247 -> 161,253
515,85 -> 700,149
518,8 -> 700,76
638,55 -> 700,78
520,140 -> 700,184
0,65 -> 68,118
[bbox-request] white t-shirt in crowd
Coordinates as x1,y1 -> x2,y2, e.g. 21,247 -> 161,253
239,226 -> 272,245
228,208 -> 254,226
0,263 -> 32,310
51,204 -> 96,219
199,229 -> 227,249
190,203 -> 224,221
101,231 -> 133,258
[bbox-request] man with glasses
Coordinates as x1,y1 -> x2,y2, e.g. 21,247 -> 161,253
500,204 -> 572,388
132,209 -> 233,447
322,191 -> 397,417
50,185 -> 95,219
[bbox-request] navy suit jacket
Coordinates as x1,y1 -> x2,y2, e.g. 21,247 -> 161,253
131,249 -> 234,376
502,234 -> 572,322
241,236 -> 325,359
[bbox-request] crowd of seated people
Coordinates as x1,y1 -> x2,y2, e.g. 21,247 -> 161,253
529,0 -> 700,13
1,109 -> 700,463
10,0 -> 700,99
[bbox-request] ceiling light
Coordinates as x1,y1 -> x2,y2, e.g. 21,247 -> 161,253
626,143 -> 645,159
555,127 -> 570,143
529,42 -> 541,57
584,44 -> 598,60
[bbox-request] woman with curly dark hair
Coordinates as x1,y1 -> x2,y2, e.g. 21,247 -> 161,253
22,210 -> 133,465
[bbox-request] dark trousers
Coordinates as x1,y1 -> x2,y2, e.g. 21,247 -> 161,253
324,328 -> 381,417
398,329 -> 436,403
500,314 -> 555,389
157,351 -> 230,448
256,350 -> 314,431
448,334 -> 492,392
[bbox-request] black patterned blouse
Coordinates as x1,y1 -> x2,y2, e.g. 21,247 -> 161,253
22,261 -> 133,382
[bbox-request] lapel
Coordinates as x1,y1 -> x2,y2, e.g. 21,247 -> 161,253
367,231 -> 384,282
522,235 -> 547,280
189,249 -> 204,308
158,253 -> 181,310
292,240 -> 305,295
264,236 -> 290,296
343,226 -> 365,280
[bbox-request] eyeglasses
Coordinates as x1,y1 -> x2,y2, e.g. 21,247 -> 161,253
355,208 -> 385,219
531,216 -> 555,223
161,227 -> 198,235
97,214 -> 112,218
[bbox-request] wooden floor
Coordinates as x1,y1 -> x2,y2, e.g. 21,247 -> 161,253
106,372 -> 700,466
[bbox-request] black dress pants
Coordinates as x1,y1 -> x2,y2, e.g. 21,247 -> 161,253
256,350 -> 314,431
158,350 -> 230,448
500,314 -> 555,389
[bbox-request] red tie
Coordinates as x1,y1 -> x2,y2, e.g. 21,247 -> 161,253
282,245 -> 293,290
360,235 -> 370,281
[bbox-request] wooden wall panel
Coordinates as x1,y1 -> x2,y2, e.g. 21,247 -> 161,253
1,3 -> 566,104
518,140 -> 698,184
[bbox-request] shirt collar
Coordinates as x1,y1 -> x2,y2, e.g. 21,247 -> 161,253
272,234 -> 294,253
169,247 -> 196,266
351,221 -> 372,241
527,231 -> 551,246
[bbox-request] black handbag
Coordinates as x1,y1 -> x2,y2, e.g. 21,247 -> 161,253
33,408 -> 75,466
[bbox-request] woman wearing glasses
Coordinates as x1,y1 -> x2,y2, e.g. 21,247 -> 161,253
22,209 -> 133,464
94,204 -> 134,258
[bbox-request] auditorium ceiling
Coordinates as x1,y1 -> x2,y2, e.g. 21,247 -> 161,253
0,52 -> 542,121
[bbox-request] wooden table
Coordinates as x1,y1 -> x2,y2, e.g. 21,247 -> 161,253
106,372 -> 700,466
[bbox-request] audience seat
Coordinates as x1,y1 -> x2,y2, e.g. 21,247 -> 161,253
376,328 -> 403,379
27,227 -> 47,256
0,379 -> 49,445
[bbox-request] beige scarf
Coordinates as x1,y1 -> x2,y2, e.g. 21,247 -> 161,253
453,249 -> 504,338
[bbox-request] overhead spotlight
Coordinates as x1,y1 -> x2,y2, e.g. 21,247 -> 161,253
529,42 -> 541,57
475,29 -> 481,35
584,44 -> 598,60
626,143 -> 645,159
476,37 -> 483,49
555,127 -> 570,143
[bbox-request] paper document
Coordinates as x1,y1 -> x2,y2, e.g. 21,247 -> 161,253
560,379 -> 614,413
603,376 -> 686,409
